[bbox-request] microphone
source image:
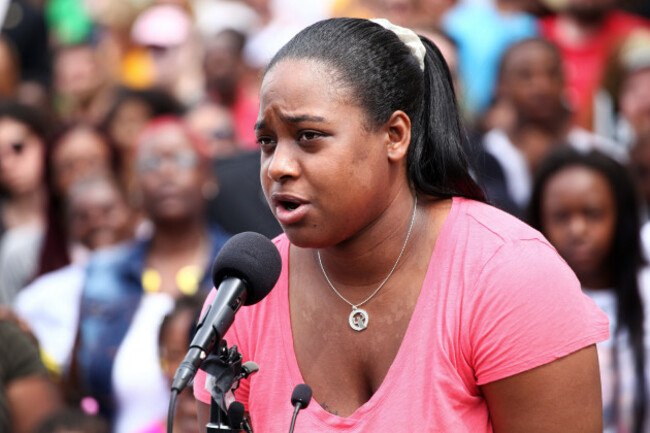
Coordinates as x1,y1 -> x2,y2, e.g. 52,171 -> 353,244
227,401 -> 245,429
288,384 -> 312,433
171,232 -> 282,392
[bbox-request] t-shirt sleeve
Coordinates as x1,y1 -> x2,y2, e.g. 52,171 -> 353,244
463,238 -> 610,385
0,321 -> 46,381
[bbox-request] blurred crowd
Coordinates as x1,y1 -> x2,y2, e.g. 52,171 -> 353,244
0,0 -> 650,432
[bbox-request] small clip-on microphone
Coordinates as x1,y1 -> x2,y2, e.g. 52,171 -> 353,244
288,384 -> 312,433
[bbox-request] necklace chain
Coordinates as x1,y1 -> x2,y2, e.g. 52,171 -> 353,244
317,195 -> 418,312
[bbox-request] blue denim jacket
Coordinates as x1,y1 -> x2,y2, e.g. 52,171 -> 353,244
75,225 -> 231,422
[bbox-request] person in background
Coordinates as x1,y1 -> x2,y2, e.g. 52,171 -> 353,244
73,116 -> 230,433
0,35 -> 19,99
0,102 -> 49,304
36,123 -> 121,278
203,28 -> 259,150
442,0 -> 538,121
184,101 -> 240,159
129,4 -> 204,107
629,131 -> 650,262
540,0 -> 650,131
137,295 -> 203,433
528,147 -> 647,433
1,0 -> 52,107
0,319 -> 62,433
601,29 -> 650,148
415,0 -> 458,28
482,38 -> 625,217
101,86 -> 184,206
14,175 -> 135,378
52,43 -> 114,125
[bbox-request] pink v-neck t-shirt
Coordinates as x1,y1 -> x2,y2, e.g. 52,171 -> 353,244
194,197 -> 609,432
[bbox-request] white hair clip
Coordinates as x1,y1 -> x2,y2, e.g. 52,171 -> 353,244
370,18 -> 426,72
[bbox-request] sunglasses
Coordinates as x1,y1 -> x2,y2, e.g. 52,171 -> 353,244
212,129 -> 234,140
137,152 -> 199,173
0,141 -> 26,158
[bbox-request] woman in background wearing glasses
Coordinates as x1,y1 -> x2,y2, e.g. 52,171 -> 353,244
72,116 -> 231,433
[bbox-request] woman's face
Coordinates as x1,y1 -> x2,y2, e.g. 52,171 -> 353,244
499,42 -> 564,122
52,127 -> 112,195
136,123 -> 206,223
67,180 -> 133,251
0,118 -> 44,196
257,59 -> 398,248
540,165 -> 616,285
109,98 -> 153,152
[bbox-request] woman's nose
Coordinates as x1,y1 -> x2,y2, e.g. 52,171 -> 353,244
265,142 -> 300,182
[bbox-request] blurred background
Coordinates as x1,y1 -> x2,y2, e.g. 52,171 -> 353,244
1,0 -> 650,432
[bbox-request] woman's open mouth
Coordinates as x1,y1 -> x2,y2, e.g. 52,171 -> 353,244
272,194 -> 309,225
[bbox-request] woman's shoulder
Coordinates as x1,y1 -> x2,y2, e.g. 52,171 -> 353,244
453,197 -> 546,245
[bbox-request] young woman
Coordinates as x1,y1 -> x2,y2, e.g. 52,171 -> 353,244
529,147 -> 647,433
0,102 -> 49,303
193,18 -> 608,432
73,117 -> 231,433
37,123 -> 122,277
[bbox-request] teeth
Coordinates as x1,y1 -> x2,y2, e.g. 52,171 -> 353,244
285,202 -> 299,211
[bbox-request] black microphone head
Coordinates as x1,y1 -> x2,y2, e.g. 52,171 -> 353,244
290,384 -> 312,409
211,232 -> 282,305
227,401 -> 245,428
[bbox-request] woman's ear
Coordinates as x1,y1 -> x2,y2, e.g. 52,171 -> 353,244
384,110 -> 411,163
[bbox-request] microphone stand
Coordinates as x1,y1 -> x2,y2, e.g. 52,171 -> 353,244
207,395 -> 234,432
203,341 -> 243,432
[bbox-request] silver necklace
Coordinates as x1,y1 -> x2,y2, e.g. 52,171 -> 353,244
317,195 -> 418,332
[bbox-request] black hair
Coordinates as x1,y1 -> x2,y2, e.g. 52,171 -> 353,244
266,18 -> 484,201
101,86 -> 185,132
0,102 -> 50,198
528,147 -> 646,432
496,37 -> 563,84
0,100 -> 49,140
211,28 -> 247,56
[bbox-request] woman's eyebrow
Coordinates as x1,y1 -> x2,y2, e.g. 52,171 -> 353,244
255,114 -> 326,132
284,114 -> 326,124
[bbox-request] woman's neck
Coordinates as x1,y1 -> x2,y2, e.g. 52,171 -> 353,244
149,218 -> 209,257
315,190 -> 424,290
578,269 -> 613,291
2,186 -> 46,229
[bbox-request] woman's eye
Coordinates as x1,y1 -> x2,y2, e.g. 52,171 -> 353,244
298,131 -> 321,142
257,136 -> 275,150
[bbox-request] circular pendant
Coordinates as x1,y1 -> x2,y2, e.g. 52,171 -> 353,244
349,307 -> 369,331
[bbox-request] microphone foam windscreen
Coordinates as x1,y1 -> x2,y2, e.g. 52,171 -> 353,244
291,383 -> 312,409
211,232 -> 282,305
227,401 -> 245,428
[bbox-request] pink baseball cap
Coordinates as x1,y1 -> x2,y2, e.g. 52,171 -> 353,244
131,4 -> 191,47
